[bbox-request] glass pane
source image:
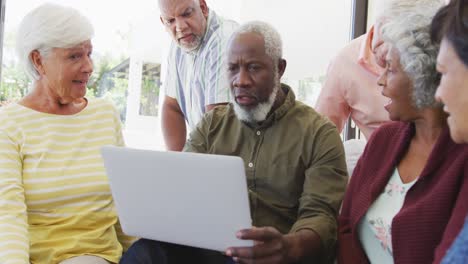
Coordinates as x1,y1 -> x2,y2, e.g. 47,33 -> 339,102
139,63 -> 161,117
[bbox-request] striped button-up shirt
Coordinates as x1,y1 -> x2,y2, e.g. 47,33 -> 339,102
164,10 -> 238,130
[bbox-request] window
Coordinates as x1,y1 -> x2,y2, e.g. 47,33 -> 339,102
0,0 -> 355,150
343,0 -> 369,140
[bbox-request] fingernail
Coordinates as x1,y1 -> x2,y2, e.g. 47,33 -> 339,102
226,249 -> 232,256
236,231 -> 242,238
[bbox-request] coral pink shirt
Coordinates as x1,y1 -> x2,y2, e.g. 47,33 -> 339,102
315,27 -> 389,139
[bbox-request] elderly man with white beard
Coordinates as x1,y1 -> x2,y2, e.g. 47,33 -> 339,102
120,21 -> 348,264
189,21 -> 348,264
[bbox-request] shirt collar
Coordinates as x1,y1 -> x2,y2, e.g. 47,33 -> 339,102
357,26 -> 384,76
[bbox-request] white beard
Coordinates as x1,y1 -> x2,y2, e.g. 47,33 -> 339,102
232,76 -> 281,124
179,35 -> 202,53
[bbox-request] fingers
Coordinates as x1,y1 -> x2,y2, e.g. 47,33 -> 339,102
236,226 -> 281,241
226,226 -> 287,264
226,234 -> 285,261
227,241 -> 280,259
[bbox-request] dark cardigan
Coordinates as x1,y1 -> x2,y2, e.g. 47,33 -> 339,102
338,121 -> 468,264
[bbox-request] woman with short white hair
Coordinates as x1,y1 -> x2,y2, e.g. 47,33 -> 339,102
0,3 -> 134,263
337,2 -> 468,263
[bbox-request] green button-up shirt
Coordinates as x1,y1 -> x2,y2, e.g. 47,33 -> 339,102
184,84 -> 348,261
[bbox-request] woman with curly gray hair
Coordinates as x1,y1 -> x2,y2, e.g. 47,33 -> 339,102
337,2 -> 468,264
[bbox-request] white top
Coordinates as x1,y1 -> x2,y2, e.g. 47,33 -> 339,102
358,168 -> 417,263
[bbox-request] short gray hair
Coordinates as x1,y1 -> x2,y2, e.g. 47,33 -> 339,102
381,1 -> 443,108
231,21 -> 283,63
16,3 -> 94,80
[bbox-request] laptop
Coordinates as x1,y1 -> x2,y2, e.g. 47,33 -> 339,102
101,146 -> 253,252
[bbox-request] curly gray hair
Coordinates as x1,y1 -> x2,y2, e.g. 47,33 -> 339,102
230,21 -> 283,64
381,0 -> 443,108
375,0 -> 445,20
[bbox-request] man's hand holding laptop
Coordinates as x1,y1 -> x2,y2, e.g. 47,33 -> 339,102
226,227 -> 321,264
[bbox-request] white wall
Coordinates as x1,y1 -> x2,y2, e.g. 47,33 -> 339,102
237,0 -> 352,81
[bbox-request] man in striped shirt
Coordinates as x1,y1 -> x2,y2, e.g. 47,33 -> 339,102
159,0 -> 238,151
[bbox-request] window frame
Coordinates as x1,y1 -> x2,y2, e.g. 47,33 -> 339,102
343,0 -> 368,141
351,0 -> 368,39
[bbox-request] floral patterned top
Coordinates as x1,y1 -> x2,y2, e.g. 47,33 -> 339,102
358,168 -> 417,263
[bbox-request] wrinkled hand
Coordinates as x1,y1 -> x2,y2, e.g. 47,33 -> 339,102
226,226 -> 291,264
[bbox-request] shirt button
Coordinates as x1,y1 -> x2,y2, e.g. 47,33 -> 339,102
248,162 -> 254,168
256,131 -> 261,136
